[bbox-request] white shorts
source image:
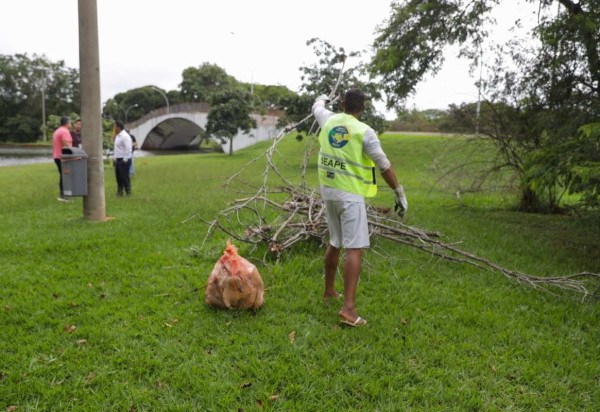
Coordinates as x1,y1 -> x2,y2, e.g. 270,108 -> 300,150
324,200 -> 370,249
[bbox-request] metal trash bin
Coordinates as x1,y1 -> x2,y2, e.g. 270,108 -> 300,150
61,147 -> 88,196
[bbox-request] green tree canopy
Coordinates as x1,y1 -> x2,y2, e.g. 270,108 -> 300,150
205,89 -> 256,155
0,53 -> 79,142
251,83 -> 296,113
179,63 -> 239,102
371,0 -> 600,210
283,38 -> 386,135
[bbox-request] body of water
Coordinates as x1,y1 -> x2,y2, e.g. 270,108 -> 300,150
0,146 -> 208,167
0,147 -> 53,167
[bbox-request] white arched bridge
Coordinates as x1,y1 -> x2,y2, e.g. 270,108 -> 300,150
126,102 -> 282,153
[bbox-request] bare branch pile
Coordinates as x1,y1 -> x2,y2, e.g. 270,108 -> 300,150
185,61 -> 599,301
189,179 -> 599,301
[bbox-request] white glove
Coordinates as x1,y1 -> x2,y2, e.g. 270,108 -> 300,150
394,185 -> 408,217
314,94 -> 329,105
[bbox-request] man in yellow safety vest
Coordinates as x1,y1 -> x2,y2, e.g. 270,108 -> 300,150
313,89 -> 408,327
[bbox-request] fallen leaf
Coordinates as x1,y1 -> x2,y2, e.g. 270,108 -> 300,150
164,323 -> 172,328
401,318 -> 408,325
269,394 -> 279,401
68,301 -> 78,307
155,380 -> 168,390
84,372 -> 95,385
50,378 -> 64,387
4,305 -> 9,312
256,399 -> 263,407
240,382 -> 252,389
7,406 -> 17,412
288,331 -> 296,345
87,283 -> 93,288
63,324 -> 77,333
226,321 -> 232,326
490,364 -> 497,373
77,339 -> 87,345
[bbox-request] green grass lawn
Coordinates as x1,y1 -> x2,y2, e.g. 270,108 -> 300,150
1,134 -> 599,411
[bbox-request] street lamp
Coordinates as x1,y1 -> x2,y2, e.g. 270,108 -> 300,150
125,103 -> 139,125
109,100 -> 121,120
34,66 -> 48,142
151,86 -> 169,113
475,47 -> 483,136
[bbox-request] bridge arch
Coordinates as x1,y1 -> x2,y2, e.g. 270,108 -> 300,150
126,102 -> 281,153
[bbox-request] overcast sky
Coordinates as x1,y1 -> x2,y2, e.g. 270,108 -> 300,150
1,1 -> 537,118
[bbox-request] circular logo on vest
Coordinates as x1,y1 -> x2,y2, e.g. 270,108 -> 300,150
328,126 -> 350,148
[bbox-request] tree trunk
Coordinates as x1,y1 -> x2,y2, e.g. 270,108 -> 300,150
518,185 -> 544,213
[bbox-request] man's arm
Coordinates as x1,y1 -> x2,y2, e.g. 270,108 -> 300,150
113,135 -> 120,160
380,166 -> 399,190
124,136 -> 133,158
312,95 -> 334,127
363,130 -> 408,216
61,130 -> 72,148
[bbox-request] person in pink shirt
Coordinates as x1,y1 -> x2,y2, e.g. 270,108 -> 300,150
52,116 -> 73,202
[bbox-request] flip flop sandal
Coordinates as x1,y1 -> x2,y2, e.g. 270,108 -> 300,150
339,316 -> 368,327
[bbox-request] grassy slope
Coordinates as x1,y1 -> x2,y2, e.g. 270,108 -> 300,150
0,134 -> 598,411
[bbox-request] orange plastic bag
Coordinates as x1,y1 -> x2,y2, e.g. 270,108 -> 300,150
205,240 -> 265,309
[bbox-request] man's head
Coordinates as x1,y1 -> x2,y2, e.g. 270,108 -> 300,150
341,89 -> 366,117
60,116 -> 71,128
74,119 -> 82,132
114,120 -> 124,132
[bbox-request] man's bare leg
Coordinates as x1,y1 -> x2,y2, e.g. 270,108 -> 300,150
323,244 -> 341,300
339,248 -> 363,322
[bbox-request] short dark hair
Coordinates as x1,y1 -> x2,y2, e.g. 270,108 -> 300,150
60,116 -> 71,126
114,120 -> 124,130
343,89 -> 366,114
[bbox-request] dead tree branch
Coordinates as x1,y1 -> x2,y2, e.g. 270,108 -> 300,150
186,60 -> 599,302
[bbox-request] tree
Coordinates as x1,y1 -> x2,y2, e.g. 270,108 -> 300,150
251,83 -> 297,113
371,0 -> 600,211
179,63 -> 239,102
390,107 -> 448,132
296,38 -> 386,135
0,53 -> 79,142
205,89 -> 256,155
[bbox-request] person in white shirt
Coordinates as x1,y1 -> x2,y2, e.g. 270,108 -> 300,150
312,89 -> 408,327
113,120 -> 133,196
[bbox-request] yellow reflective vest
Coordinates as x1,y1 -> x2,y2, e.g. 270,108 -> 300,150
317,113 -> 377,197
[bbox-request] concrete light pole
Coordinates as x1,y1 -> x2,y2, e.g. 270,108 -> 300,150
475,47 -> 483,136
151,86 -> 169,113
33,66 -> 48,141
78,0 -> 106,221
125,103 -> 139,125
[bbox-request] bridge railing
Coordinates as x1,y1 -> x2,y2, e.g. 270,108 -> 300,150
126,102 -> 284,130
126,102 -> 211,129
